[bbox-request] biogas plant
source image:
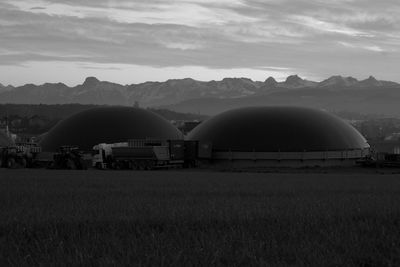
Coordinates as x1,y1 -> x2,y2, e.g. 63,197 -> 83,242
187,106 -> 370,168
1,106 -> 370,169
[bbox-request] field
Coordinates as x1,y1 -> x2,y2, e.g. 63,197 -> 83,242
1,169 -> 400,266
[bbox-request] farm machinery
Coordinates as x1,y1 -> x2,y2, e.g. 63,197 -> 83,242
0,144 -> 87,169
0,143 -> 41,168
50,146 -> 87,170
0,138 -> 212,170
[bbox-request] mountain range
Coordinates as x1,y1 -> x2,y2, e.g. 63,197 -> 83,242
1,75 -> 400,116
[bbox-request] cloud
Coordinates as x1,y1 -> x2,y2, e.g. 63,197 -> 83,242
338,41 -> 394,53
288,15 -> 372,37
162,42 -> 204,51
8,0 -> 257,27
1,0 -> 400,84
364,46 -> 385,53
30,6 -> 46,10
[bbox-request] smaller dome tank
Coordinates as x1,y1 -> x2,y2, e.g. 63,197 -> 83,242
39,107 -> 183,151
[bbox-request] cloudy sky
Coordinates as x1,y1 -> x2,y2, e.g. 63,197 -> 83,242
1,0 -> 400,86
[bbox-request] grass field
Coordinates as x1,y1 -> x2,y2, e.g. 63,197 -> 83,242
1,169 -> 400,266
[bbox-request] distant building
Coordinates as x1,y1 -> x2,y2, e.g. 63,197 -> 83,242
0,128 -> 14,146
369,140 -> 400,155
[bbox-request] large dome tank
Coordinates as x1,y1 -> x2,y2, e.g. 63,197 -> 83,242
187,106 -> 369,152
40,107 -> 183,151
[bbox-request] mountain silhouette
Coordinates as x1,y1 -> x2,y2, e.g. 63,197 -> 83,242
1,75 -> 399,116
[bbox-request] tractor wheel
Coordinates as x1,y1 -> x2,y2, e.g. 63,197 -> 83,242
19,158 -> 27,168
95,162 -> 103,170
79,159 -> 87,170
113,162 -> 121,170
7,158 -> 16,169
47,161 -> 55,169
66,159 -> 77,170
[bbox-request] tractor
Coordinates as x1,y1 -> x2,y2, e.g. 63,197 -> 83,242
0,146 -> 27,168
0,143 -> 42,168
51,146 -> 87,170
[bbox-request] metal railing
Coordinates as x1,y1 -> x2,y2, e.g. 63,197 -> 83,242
213,148 -> 370,161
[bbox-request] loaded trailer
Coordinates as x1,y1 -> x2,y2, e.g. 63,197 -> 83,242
92,139 -> 212,170
92,139 -> 185,170
357,152 -> 400,168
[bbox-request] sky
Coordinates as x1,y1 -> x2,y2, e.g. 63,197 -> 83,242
1,0 -> 400,86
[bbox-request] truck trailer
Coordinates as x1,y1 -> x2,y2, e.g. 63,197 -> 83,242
92,139 -> 212,170
92,139 -> 185,170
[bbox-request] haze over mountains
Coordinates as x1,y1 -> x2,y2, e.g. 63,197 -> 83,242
1,75 -> 400,116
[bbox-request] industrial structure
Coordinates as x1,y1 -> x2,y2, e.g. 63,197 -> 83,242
0,129 -> 13,147
1,106 -> 383,170
187,106 -> 370,168
39,107 -> 183,151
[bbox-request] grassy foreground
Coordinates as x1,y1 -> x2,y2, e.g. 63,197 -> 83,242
1,169 -> 400,266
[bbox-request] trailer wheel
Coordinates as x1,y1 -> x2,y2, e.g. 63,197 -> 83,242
138,161 -> 146,170
128,161 -> 134,170
7,158 -> 16,169
132,161 -> 139,170
146,160 -> 156,170
144,162 -> 150,170
79,159 -> 87,170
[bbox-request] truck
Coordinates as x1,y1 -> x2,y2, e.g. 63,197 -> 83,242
92,139 -> 186,170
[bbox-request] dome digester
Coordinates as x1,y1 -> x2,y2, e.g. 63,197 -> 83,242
187,106 -> 369,167
40,107 -> 183,151
188,106 -> 368,152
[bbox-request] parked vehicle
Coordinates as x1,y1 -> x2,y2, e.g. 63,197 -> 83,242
92,139 -> 212,170
357,152 -> 400,168
0,143 -> 41,168
0,139 -> 213,170
51,146 -> 87,170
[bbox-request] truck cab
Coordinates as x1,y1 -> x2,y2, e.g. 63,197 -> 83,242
92,142 -> 128,169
